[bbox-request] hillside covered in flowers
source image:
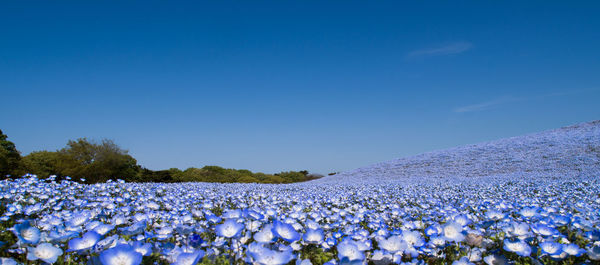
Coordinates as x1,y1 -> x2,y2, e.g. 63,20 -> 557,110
326,120 -> 600,183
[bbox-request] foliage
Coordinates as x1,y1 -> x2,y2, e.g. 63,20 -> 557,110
0,129 -> 21,177
56,138 -> 139,182
21,151 -> 62,178
0,129 -> 322,184
170,166 -> 319,184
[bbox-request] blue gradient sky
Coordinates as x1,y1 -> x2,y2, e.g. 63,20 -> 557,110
1,1 -> 599,174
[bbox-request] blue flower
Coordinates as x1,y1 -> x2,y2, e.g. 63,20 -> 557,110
451,256 -> 475,265
483,254 -> 507,265
172,250 -> 205,265
562,243 -> 585,257
254,224 -> 275,243
68,231 -> 102,251
26,243 -> 63,264
93,223 -> 115,236
66,212 -> 90,227
0,258 -> 17,265
378,235 -> 407,254
587,245 -> 600,261
402,230 -> 425,248
337,240 -> 365,262
12,222 -> 40,244
531,223 -> 559,237
539,241 -> 562,256
99,244 -> 143,265
132,241 -> 153,256
188,234 -> 204,248
303,228 -> 324,244
453,214 -> 471,227
248,243 -> 294,265
272,221 -> 301,242
215,219 -> 244,238
443,222 -> 465,242
425,224 -> 442,237
503,238 -> 531,257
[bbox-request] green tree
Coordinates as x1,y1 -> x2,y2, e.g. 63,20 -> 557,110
0,129 -> 21,178
21,151 -> 61,177
58,138 -> 139,182
237,175 -> 259,183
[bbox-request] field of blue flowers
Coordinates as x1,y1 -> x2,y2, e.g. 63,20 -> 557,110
1,174 -> 599,265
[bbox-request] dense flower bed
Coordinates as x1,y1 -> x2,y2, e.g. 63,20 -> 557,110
1,175 -> 599,265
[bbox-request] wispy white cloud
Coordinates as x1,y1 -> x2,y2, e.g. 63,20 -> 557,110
454,96 -> 521,113
407,41 -> 473,57
453,88 -> 598,113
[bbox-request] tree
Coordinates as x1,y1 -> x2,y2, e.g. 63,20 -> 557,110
58,138 -> 139,182
0,129 -> 21,177
21,151 -> 61,178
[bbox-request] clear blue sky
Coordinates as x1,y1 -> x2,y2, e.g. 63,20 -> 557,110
1,1 -> 599,174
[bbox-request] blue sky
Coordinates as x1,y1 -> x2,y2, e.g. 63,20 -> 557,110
1,1 -> 599,174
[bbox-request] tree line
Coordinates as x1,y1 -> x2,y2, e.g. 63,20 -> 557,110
0,129 -> 323,184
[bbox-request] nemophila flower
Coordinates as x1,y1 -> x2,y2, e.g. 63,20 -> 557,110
443,222 -> 465,242
552,215 -> 571,226
520,206 -> 539,218
68,231 -> 102,251
26,243 -> 63,264
247,209 -> 265,221
12,222 -> 40,244
562,243 -> 585,257
339,257 -> 365,265
508,222 -> 530,238
247,220 -> 263,232
205,214 -> 221,224
172,250 -> 205,265
370,250 -> 393,265
531,223 -> 559,237
99,244 -> 143,265
67,212 -> 90,227
155,226 -> 174,240
0,258 -> 17,265
451,256 -> 475,265
588,245 -> 600,261
453,214 -> 471,227
222,209 -> 242,219
24,203 -> 42,215
425,224 -> 442,237
539,241 -> 563,256
121,221 -> 146,236
429,236 -> 446,247
378,235 -> 407,254
216,219 -> 244,238
131,241 -> 152,256
483,254 -> 508,265
95,235 -> 119,251
93,223 -> 116,236
296,258 -> 312,265
503,238 -> 531,257
303,228 -> 324,244
254,224 -> 275,243
584,230 -> 600,241
337,240 -> 365,262
188,234 -> 204,248
48,229 -> 79,243
248,243 -> 294,265
272,221 -> 301,242
402,230 -> 425,248
485,210 -> 506,221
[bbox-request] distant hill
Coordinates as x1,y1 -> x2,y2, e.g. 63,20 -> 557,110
322,120 -> 600,182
